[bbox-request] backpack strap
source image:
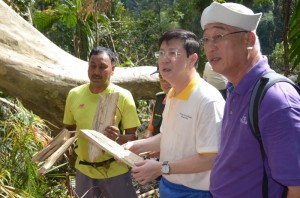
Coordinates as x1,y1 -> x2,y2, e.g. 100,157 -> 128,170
249,72 -> 300,140
248,71 -> 300,198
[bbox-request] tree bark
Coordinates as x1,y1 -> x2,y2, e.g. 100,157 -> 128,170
0,0 -> 160,129
282,0 -> 292,76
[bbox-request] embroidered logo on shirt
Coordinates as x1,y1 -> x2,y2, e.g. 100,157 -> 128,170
180,113 -> 192,120
79,104 -> 85,108
240,115 -> 247,125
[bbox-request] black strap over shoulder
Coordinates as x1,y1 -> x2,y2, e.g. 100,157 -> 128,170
249,72 -> 300,140
248,71 -> 300,198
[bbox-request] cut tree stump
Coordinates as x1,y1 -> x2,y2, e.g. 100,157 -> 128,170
80,129 -> 144,167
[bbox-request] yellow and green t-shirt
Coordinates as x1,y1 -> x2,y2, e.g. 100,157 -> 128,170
63,83 -> 140,179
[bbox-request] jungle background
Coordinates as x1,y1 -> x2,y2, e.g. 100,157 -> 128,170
0,0 -> 299,197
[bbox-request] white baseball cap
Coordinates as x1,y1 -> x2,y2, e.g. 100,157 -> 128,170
201,2 -> 262,31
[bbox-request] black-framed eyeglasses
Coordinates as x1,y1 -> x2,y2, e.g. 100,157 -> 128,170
200,31 -> 248,46
154,50 -> 182,59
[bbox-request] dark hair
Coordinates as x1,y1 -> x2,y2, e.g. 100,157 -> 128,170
89,47 -> 117,65
158,29 -> 200,60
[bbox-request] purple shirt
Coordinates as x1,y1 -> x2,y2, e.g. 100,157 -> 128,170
210,57 -> 300,198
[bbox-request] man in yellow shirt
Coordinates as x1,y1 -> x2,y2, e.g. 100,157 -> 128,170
63,46 -> 140,197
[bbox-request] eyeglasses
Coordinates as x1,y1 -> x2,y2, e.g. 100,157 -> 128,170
200,31 -> 248,46
154,50 -> 182,59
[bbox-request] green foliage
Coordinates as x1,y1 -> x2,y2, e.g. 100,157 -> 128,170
257,11 -> 276,55
289,0 -> 300,73
3,0 -> 34,21
136,100 -> 151,133
272,0 -> 284,46
173,0 -> 210,36
269,42 -> 284,73
33,0 -> 96,60
0,170 -> 30,197
0,98 -> 72,197
253,0 -> 274,11
33,2 -> 77,55
98,0 -> 162,67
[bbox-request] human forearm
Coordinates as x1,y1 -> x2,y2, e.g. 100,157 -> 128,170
123,133 -> 161,155
168,153 -> 217,174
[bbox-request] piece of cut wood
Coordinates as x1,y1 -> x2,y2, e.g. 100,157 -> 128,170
38,134 -> 78,175
80,129 -> 144,167
32,129 -> 70,162
92,93 -> 119,131
88,93 -> 119,162
32,128 -> 77,175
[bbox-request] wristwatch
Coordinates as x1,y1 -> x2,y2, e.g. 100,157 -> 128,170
161,161 -> 170,175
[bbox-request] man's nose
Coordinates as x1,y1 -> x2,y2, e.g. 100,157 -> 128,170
204,41 -> 217,52
93,67 -> 102,74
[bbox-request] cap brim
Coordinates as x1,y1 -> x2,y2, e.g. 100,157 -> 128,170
201,2 -> 262,31
150,70 -> 159,75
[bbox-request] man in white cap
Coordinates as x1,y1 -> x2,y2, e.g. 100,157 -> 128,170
201,2 -> 300,198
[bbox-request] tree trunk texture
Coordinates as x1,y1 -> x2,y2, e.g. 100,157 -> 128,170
282,0 -> 292,76
0,0 -> 160,129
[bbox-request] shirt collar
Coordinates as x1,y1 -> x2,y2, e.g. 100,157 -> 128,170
169,73 -> 201,100
228,56 -> 271,95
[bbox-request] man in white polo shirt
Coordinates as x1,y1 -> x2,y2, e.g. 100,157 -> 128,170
124,29 -> 225,198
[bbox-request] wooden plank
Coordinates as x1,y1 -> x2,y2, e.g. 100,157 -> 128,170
80,129 -> 144,167
38,134 -> 78,175
32,129 -> 70,162
92,93 -> 119,131
88,92 -> 119,162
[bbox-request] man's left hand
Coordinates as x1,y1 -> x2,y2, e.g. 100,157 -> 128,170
131,160 -> 162,185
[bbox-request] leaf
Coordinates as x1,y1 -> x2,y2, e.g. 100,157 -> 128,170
33,10 -> 59,32
288,0 -> 300,72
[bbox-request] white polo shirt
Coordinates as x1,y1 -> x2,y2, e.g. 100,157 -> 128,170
160,73 -> 225,190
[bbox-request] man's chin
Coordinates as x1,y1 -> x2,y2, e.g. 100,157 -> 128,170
90,80 -> 103,85
211,64 -> 222,73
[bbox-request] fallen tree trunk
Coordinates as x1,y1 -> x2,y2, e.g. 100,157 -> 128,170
0,0 -> 160,129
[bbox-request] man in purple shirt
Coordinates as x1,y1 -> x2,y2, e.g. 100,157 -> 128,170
200,2 -> 300,198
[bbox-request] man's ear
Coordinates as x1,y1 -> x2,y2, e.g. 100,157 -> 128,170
190,53 -> 198,67
111,65 -> 115,75
246,32 -> 256,48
